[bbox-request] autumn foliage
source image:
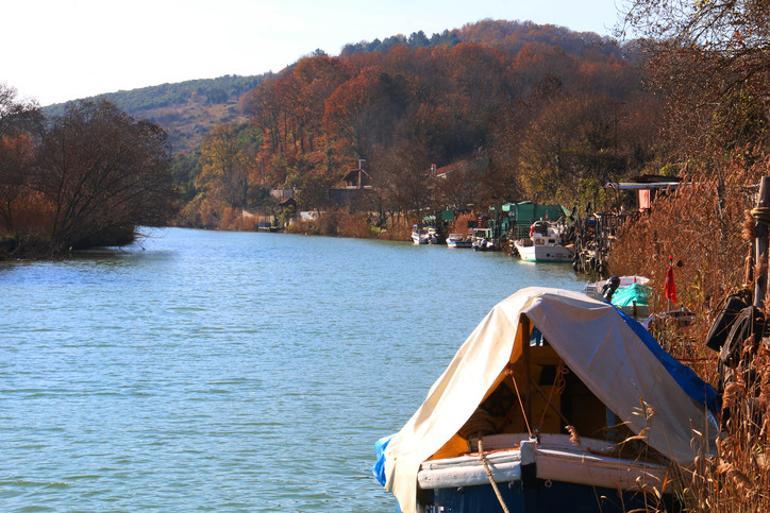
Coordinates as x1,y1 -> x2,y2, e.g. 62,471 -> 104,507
177,20 -> 664,223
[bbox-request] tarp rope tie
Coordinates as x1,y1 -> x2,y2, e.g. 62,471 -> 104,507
505,367 -> 533,438
478,438 -> 512,513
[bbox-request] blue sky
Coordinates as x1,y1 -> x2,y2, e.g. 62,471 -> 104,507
4,0 -> 626,105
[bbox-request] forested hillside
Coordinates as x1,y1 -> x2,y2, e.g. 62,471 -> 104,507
181,19 -> 660,228
341,19 -> 625,60
43,74 -> 268,151
34,19 -> 678,230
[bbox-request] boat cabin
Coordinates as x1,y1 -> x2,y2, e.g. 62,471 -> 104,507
431,316 -> 640,463
471,227 -> 493,239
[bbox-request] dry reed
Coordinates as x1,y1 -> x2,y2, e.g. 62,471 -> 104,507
609,157 -> 770,512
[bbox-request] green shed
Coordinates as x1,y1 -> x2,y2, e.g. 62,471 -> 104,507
501,202 -> 570,237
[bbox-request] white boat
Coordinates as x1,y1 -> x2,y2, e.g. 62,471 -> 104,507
411,225 -> 438,245
445,233 -> 472,249
471,227 -> 497,251
514,221 -> 573,262
373,287 -> 719,513
417,434 -> 670,504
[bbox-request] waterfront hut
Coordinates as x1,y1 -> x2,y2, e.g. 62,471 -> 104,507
605,175 -> 682,212
501,202 -> 571,238
375,287 -> 718,513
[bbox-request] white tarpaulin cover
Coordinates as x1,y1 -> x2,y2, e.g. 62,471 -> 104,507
384,287 -> 718,513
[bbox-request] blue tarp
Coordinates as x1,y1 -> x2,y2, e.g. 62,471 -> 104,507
372,434 -> 393,487
616,308 -> 720,415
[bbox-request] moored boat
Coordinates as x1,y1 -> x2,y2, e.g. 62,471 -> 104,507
471,227 -> 498,251
514,221 -> 573,262
446,233 -> 472,248
373,287 -> 718,513
585,275 -> 652,324
411,225 -> 438,245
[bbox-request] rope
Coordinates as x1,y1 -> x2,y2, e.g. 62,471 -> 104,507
527,370 -> 575,432
505,367 -> 533,438
536,362 -> 567,431
478,438 -> 512,513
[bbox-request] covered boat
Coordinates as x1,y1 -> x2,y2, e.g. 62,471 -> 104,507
585,276 -> 652,324
375,288 -> 718,513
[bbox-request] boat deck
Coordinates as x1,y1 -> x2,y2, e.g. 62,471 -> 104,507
418,433 -> 668,491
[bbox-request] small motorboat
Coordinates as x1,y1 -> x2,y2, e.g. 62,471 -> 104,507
585,275 -> 652,324
446,233 -> 472,249
373,288 -> 718,513
411,225 -> 438,245
471,227 -> 498,251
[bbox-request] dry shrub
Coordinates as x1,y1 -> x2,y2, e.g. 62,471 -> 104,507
2,191 -> 54,237
334,211 -> 372,239
683,342 -> 770,513
216,208 -> 262,231
316,211 -> 340,236
285,219 -> 320,235
217,207 -> 239,230
609,157 -> 770,512
449,212 -> 475,235
378,214 -> 413,241
286,211 -> 340,237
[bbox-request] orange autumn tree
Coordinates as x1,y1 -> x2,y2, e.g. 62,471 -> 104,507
202,21 -> 665,218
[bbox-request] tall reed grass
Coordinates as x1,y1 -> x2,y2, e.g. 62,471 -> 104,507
609,158 -> 770,511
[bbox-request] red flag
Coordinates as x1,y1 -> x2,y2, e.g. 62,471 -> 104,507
664,258 -> 677,303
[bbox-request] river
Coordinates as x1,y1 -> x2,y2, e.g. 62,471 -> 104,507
0,227 -> 582,513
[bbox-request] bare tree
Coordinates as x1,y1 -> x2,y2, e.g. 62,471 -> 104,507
621,0 -> 770,160
33,101 -> 176,251
373,141 -> 433,215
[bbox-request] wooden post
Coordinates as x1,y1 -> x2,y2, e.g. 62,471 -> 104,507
753,176 -> 770,308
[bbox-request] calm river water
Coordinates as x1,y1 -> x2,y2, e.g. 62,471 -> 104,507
0,228 -> 581,513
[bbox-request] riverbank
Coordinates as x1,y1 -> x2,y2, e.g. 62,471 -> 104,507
0,225 -> 139,260
608,160 -> 770,512
283,210 -> 412,241
173,207 -> 417,242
